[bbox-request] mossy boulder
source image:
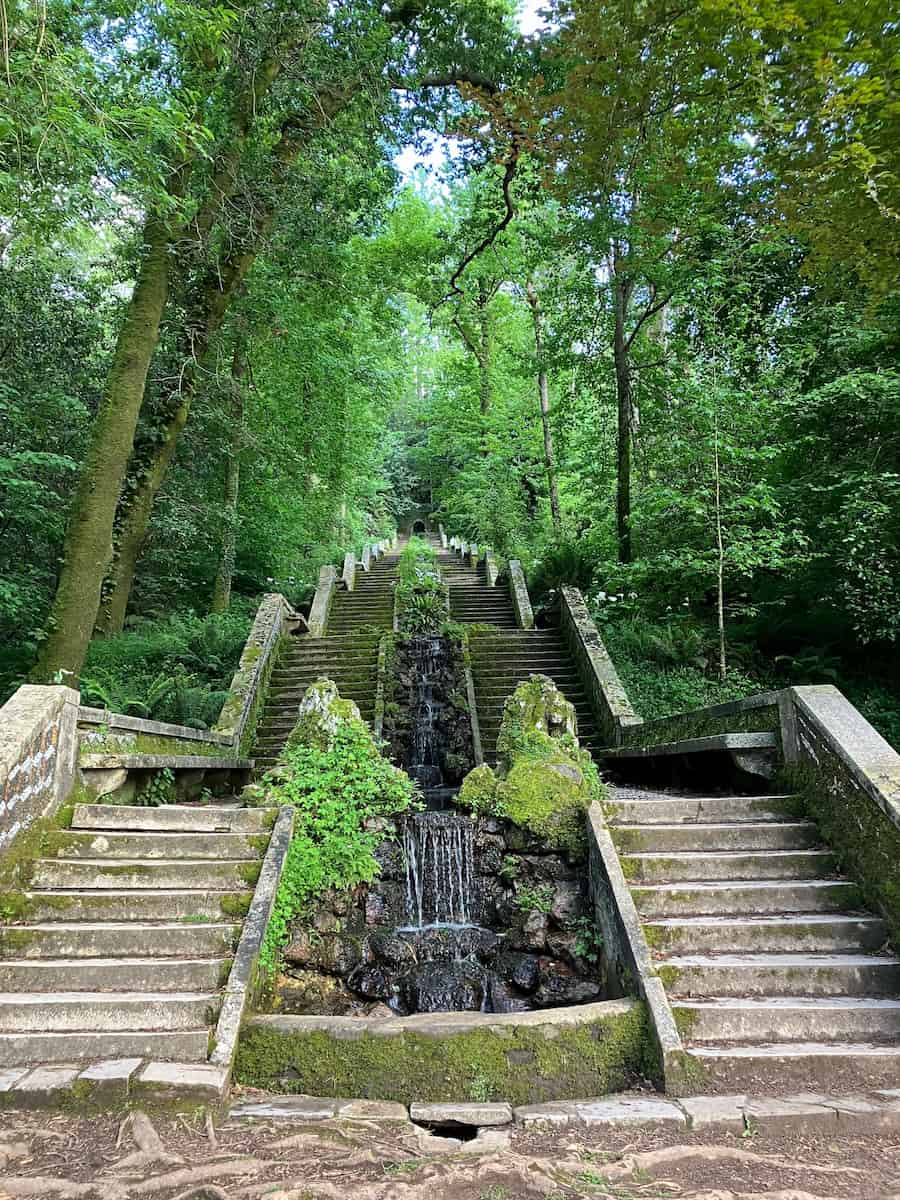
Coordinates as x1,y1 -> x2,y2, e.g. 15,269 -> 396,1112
286,679 -> 363,752
459,675 -> 605,856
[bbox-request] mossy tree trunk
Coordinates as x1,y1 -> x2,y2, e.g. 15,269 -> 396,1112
211,340 -> 247,613
95,97 -> 354,631
612,254 -> 635,565
30,213 -> 174,682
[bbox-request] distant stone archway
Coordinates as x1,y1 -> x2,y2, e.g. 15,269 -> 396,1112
412,520 -> 427,534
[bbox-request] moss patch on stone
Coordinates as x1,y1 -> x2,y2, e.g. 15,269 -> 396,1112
457,676 -> 606,857
235,1002 -> 650,1105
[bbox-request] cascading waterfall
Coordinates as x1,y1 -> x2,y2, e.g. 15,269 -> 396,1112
407,635 -> 445,793
403,811 -> 474,927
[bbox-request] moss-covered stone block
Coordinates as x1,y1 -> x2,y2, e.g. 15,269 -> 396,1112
235,1000 -> 649,1105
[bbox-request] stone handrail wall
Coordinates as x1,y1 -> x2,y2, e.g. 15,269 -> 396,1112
559,588 -> 640,747
781,684 -> 900,945
619,691 -> 782,751
342,552 -> 356,592
214,592 -> 295,754
0,684 -> 79,859
586,803 -> 687,1092
483,548 -> 499,587
79,708 -> 233,752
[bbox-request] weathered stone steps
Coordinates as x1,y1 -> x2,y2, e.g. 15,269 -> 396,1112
71,803 -> 267,833
0,921 -> 240,958
0,991 -> 218,1033
17,888 -> 251,923
605,784 -> 900,1085
30,857 -> 260,890
0,956 -> 228,992
632,878 -> 862,917
0,1029 -> 210,1068
44,830 -> 264,860
675,996 -> 900,1042
645,914 -> 888,955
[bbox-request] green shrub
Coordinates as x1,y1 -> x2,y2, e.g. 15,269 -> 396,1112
260,716 -> 417,975
395,536 -> 446,634
80,606 -> 253,728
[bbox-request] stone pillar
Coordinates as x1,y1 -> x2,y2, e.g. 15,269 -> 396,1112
342,552 -> 356,592
361,545 -> 372,572
508,560 -> 534,630
308,565 -> 338,637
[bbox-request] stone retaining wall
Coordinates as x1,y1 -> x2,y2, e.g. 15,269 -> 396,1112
619,691 -> 782,751
236,999 -> 648,1105
559,588 -> 640,747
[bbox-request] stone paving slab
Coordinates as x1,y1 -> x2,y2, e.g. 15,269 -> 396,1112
409,1101 -> 513,1127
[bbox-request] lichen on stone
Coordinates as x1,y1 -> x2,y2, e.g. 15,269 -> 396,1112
285,679 -> 363,753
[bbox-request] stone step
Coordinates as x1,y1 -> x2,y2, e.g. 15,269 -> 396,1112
644,914 -> 890,955
18,889 -> 250,923
70,804 -> 270,835
613,822 -> 820,853
0,956 -> 228,992
686,1042 -> 900,1090
0,991 -> 219,1033
674,996 -> 900,1043
30,858 -> 260,891
0,921 -> 240,960
44,831 -> 266,861
631,879 -> 862,918
662,952 -> 900,997
0,1028 -> 210,1067
608,793 -> 797,824
621,849 -> 835,883
275,654 -> 377,667
265,693 -> 375,708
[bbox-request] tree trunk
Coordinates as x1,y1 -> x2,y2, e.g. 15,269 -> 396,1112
30,214 -> 173,682
477,294 -> 492,415
95,99 -> 352,630
713,406 -> 727,680
613,265 -> 634,565
525,282 -> 561,534
211,342 -> 246,613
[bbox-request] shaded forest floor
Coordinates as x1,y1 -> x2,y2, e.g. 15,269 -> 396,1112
2,1103 -> 899,1200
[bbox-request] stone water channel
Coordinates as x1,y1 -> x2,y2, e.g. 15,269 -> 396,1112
281,629 -> 603,1018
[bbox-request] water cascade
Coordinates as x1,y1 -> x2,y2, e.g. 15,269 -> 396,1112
403,811 -> 474,927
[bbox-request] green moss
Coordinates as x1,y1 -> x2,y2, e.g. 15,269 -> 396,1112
235,1003 -> 650,1105
220,893 -> 252,918
249,835 -> 271,855
239,863 -> 262,886
80,732 -> 227,758
657,964 -> 682,991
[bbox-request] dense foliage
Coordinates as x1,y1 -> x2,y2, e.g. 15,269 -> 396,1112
2,0 -> 897,744
259,718 -> 417,976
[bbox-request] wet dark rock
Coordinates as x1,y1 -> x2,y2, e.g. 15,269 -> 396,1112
347,963 -> 393,1001
551,880 -> 583,927
400,961 -> 486,1013
368,929 -> 416,968
473,832 -> 505,875
521,911 -> 549,952
365,883 -> 403,926
519,854 -> 577,882
497,952 -> 540,994
373,840 -> 404,879
284,931 -> 361,977
488,978 -> 532,1013
533,958 -> 602,1008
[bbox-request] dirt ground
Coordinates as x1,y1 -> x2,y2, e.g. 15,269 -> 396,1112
2,1099 -> 899,1200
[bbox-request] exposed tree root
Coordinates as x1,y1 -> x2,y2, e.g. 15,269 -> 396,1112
604,1146 -> 867,1181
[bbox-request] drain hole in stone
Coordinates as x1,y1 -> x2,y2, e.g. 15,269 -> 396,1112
414,1121 -> 480,1142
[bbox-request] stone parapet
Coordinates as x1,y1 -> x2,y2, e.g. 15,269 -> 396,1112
214,592 -> 293,753
0,685 -> 79,860
559,587 -> 639,746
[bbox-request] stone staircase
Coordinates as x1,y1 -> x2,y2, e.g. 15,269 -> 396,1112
606,785 -> 900,1087
438,549 -> 601,765
252,550 -> 400,769
0,802 -> 273,1068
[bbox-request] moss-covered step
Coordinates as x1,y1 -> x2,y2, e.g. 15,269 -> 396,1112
611,820 -> 818,854
29,858 -> 261,890
620,849 -> 835,883
674,995 -> 900,1043
0,955 -> 229,992
45,830 -> 267,861
643,913 -> 889,955
6,888 -> 252,923
631,879 -> 862,919
659,952 -> 900,997
236,1000 -> 650,1106
79,754 -> 252,770
0,920 -> 240,959
71,804 -> 274,834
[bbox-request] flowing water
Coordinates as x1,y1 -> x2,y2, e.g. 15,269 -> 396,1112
403,811 -> 475,927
